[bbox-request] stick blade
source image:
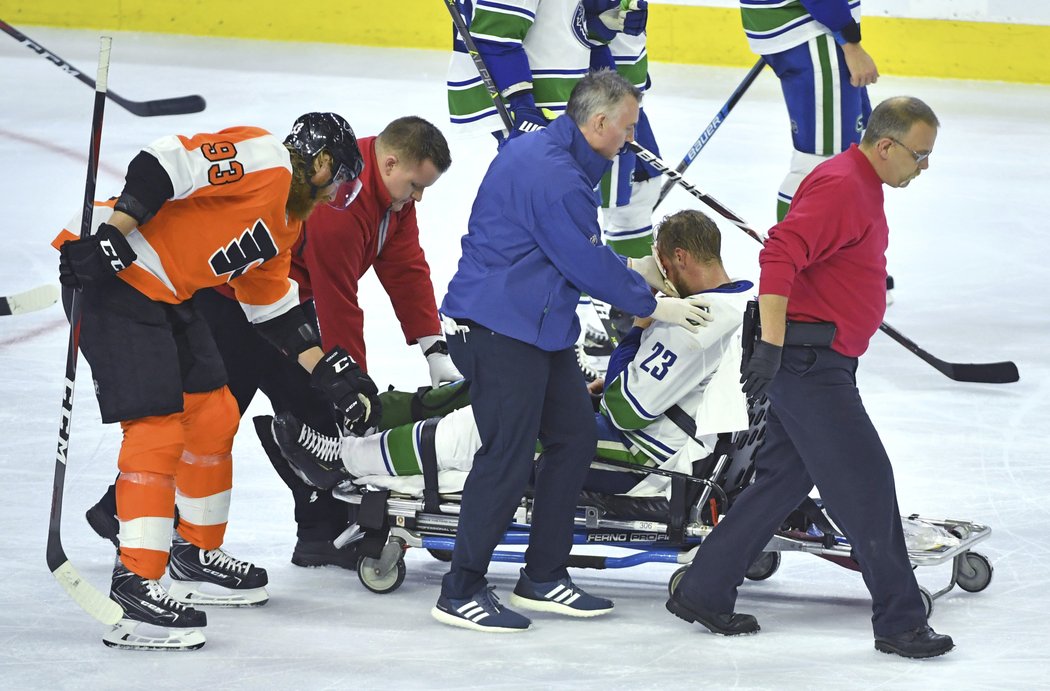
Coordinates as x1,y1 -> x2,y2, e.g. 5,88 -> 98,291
112,94 -> 206,117
52,560 -> 124,625
0,283 -> 59,316
942,360 -> 1020,384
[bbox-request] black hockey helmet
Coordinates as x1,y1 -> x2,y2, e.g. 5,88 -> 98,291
285,112 -> 364,193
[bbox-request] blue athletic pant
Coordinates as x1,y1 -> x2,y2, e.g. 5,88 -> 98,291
764,34 -> 872,157
676,346 -> 927,637
442,324 -> 597,599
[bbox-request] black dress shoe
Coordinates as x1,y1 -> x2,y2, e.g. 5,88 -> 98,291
292,539 -> 359,571
665,590 -> 759,636
875,626 -> 954,658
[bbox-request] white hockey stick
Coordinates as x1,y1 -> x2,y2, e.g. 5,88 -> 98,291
0,283 -> 59,316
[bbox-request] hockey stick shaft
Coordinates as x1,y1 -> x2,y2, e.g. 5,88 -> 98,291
654,59 -> 765,210
49,36 -> 124,626
632,141 -> 1020,384
0,19 -> 205,117
442,0 -> 514,136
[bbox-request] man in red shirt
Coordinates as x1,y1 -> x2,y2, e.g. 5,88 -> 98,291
666,97 -> 954,659
295,116 -> 457,383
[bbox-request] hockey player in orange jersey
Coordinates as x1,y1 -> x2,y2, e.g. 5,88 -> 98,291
54,113 -> 375,651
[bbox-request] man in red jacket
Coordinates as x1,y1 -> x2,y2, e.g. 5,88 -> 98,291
666,96 -> 954,659
295,115 -> 457,383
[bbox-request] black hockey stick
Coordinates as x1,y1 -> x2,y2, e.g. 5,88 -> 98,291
654,58 -> 764,210
442,0 -> 514,136
1,19 -> 206,117
630,141 -> 1020,384
49,37 -> 124,626
0,283 -> 58,316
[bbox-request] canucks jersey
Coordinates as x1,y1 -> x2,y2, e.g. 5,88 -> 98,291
740,0 -> 861,56
601,283 -> 753,466
447,0 -> 591,133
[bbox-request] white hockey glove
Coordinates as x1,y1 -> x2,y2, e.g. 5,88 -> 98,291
648,296 -> 713,333
419,335 -> 463,388
628,252 -> 679,297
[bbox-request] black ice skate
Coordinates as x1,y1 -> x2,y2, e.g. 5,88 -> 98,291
271,413 -> 351,490
167,536 -> 269,607
103,559 -> 206,651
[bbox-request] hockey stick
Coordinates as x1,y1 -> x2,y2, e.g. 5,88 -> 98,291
48,37 -> 124,626
654,58 -> 765,210
630,141 -> 1020,384
0,19 -> 206,117
0,283 -> 59,316
442,0 -> 514,137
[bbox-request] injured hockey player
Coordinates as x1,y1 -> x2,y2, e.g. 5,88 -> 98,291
269,210 -> 754,501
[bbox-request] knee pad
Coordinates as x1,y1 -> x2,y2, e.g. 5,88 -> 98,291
118,414 -> 185,476
778,150 -> 831,212
603,177 -> 659,258
181,387 -> 240,455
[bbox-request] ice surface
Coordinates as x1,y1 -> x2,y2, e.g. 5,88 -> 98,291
2,27 -> 1048,689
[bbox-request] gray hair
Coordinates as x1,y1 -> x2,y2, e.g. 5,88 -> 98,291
861,96 -> 940,145
565,69 -> 642,125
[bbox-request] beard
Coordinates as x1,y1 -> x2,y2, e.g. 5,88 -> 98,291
286,173 -> 323,221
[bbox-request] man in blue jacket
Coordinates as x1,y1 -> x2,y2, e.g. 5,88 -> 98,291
434,69 -> 713,632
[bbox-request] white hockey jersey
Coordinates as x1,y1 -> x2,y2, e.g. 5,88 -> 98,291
740,0 -> 862,56
447,0 -> 591,133
600,283 -> 753,469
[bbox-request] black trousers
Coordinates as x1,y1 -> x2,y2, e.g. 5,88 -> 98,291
441,325 -> 597,600
676,346 -> 927,637
98,289 -> 349,542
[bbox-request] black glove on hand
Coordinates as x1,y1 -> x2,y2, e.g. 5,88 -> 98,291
740,340 -> 783,401
59,223 -> 137,289
310,346 -> 382,429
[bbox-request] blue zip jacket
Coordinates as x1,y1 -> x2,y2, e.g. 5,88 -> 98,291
441,115 -> 657,351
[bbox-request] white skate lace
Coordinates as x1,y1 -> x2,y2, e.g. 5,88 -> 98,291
200,547 -> 252,575
584,324 -> 610,346
575,344 -> 600,382
144,578 -> 189,611
297,424 -> 342,465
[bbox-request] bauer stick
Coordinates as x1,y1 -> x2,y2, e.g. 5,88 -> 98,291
48,37 -> 124,626
630,141 -> 1020,384
654,58 -> 765,210
0,19 -> 206,117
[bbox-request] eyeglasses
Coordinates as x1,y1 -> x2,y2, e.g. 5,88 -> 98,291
888,137 -> 931,165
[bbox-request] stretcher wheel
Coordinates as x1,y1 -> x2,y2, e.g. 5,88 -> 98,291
745,551 -> 781,581
956,552 -> 993,593
919,586 -> 933,618
357,554 -> 407,594
667,566 -> 688,597
427,548 -> 453,562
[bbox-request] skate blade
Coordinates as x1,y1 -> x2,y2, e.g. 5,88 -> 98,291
102,619 -> 205,651
168,581 -> 269,607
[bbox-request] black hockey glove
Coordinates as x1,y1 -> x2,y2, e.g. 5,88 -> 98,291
59,223 -> 137,289
740,340 -> 783,401
310,346 -> 382,429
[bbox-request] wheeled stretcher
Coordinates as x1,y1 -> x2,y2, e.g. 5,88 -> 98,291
329,402 -> 992,617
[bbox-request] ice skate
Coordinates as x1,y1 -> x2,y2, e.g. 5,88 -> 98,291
271,413 -> 351,490
167,536 -> 269,607
103,559 -> 206,651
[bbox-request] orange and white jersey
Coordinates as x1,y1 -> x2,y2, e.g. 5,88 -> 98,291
55,126 -> 303,323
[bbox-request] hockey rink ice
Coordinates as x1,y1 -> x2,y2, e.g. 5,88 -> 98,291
2,27 -> 1048,689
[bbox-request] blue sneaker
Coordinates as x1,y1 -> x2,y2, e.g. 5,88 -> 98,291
508,569 -> 614,617
432,586 -> 532,633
